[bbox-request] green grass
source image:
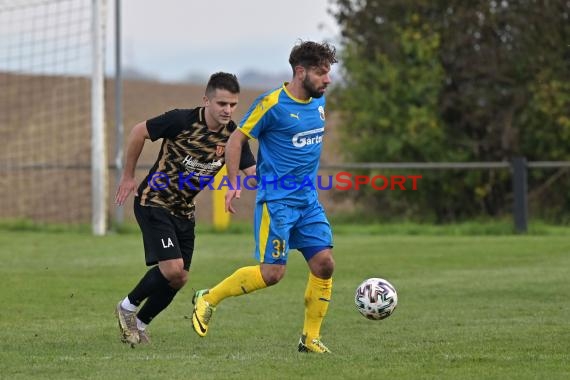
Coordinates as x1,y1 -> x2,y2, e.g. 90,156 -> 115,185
3,217 -> 569,236
0,229 -> 568,379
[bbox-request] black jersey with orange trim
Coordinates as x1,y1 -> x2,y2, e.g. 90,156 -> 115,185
136,108 -> 255,220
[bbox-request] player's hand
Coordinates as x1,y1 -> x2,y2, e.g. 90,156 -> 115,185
225,188 -> 241,214
115,177 -> 137,206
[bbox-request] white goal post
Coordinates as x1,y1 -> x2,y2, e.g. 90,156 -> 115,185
91,0 -> 107,236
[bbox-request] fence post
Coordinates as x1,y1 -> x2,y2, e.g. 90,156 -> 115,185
512,156 -> 528,233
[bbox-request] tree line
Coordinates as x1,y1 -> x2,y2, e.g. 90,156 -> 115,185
328,0 -> 570,222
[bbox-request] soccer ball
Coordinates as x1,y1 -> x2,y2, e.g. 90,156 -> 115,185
355,277 -> 398,320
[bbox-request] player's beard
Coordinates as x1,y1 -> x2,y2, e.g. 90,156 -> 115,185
302,76 -> 326,99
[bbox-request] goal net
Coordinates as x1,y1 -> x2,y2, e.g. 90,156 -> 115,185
0,0 -> 107,230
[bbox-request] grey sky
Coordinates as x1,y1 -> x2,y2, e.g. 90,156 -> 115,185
110,0 -> 340,81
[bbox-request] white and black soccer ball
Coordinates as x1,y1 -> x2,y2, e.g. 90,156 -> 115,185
355,277 -> 398,320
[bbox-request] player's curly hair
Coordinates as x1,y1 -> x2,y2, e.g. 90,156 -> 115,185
288,40 -> 338,73
206,72 -> 240,95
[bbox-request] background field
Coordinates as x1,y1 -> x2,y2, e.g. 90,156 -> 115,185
0,227 -> 568,380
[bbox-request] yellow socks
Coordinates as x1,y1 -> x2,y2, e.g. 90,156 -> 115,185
204,266 -> 267,306
201,267 -> 332,340
303,272 -> 333,340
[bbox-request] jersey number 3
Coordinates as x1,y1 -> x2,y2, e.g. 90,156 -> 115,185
271,239 -> 286,259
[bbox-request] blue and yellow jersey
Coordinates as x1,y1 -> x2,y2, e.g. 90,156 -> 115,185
239,83 -> 327,206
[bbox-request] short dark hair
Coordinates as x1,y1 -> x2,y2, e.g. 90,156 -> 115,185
206,72 -> 240,96
289,40 -> 338,73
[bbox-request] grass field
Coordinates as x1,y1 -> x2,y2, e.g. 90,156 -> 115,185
0,226 -> 568,379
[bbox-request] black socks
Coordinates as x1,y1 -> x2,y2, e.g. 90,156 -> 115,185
127,266 -> 179,325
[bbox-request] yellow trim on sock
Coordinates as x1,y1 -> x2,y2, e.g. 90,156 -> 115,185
303,272 -> 333,340
204,266 -> 267,306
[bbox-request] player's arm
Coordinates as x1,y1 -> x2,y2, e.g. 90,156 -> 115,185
225,129 -> 250,213
239,139 -> 257,187
115,121 -> 150,206
241,165 -> 257,188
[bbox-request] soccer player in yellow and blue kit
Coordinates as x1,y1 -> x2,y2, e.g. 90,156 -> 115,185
191,41 -> 338,353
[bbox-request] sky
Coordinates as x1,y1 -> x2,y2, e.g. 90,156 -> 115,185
109,0 -> 341,82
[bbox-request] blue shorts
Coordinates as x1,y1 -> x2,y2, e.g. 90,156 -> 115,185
253,200 -> 333,265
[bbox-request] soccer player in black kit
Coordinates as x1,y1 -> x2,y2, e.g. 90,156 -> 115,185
114,72 -> 256,345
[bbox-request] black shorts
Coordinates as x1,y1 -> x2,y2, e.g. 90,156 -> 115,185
133,199 -> 195,270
